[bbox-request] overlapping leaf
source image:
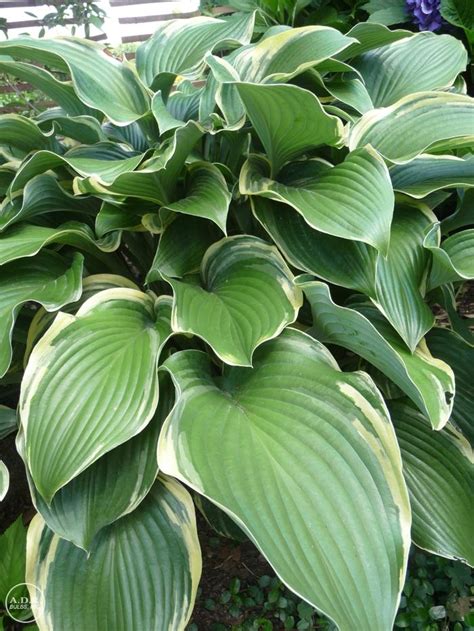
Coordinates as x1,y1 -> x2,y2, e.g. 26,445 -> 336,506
20,290 -> 172,502
27,476 -> 201,631
425,225 -> 474,289
165,236 -> 302,365
159,328 -> 411,631
391,155 -> 474,198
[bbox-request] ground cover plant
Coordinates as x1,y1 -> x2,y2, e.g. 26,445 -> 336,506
0,8 -> 473,630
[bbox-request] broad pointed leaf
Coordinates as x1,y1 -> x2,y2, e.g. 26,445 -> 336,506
349,92 -> 474,163
20,290 -> 172,502
0,250 -> 83,377
159,328 -> 411,631
136,12 -> 255,87
165,236 -> 302,366
338,23 -> 412,59
27,476 -> 201,631
0,114 -> 58,153
0,223 -> 119,266
147,215 -> 222,280
391,155 -> 474,198
391,402 -> 473,565
0,37 -> 150,124
23,375 -> 174,550
353,32 -> 467,107
0,517 -> 26,603
425,225 -> 474,289
427,327 -> 474,444
242,148 -> 393,254
253,197 -> 377,295
298,279 -> 454,430
235,83 -> 343,174
0,405 -> 17,440
162,162 -> 231,233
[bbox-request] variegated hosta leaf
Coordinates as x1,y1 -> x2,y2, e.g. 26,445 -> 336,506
0,114 -> 59,153
147,215 -> 222,281
20,290 -> 172,502
0,60 -> 96,117
320,75 -> 374,115
27,476 -> 202,631
194,494 -> 247,542
390,402 -> 473,565
234,83 -> 343,174
229,25 -> 357,83
0,37 -> 150,124
159,328 -> 411,631
165,236 -> 302,366
298,279 -> 454,430
21,375 -> 174,551
0,174 -> 98,232
75,122 -> 203,205
374,205 -> 434,351
136,12 -> 256,88
353,32 -> 467,107
37,111 -> 106,145
252,197 -> 377,296
391,155 -> 474,198
10,145 -> 144,195
242,147 -> 394,254
24,273 -> 140,362
427,327 -> 474,445
339,22 -> 412,59
424,225 -> 474,289
162,162 -> 231,233
0,222 -> 120,266
0,405 -> 17,440
0,251 -> 84,378
0,461 -> 9,502
349,92 -> 474,163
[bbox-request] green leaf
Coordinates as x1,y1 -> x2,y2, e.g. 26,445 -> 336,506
391,155 -> 474,198
136,12 -> 256,88
27,476 -> 201,631
0,60 -> 96,117
373,206 -> 434,351
441,0 -> 474,29
162,162 -> 231,233
424,225 -> 474,290
298,279 -> 454,430
339,23 -> 412,59
0,405 -> 17,440
10,146 -> 144,195
20,290 -> 172,502
253,197 -> 377,295
234,83 -> 343,175
349,92 -> 474,163
353,32 -> 467,107
242,147 -> 393,254
391,402 -> 474,565
0,517 -> 26,603
75,122 -> 203,205
0,222 -> 120,267
194,494 -> 247,541
0,174 -> 98,232
159,328 -> 411,631
37,111 -> 106,145
147,215 -> 222,281
0,37 -> 150,125
0,251 -> 84,378
0,461 -> 9,502
229,25 -> 357,83
0,114 -> 58,154
22,375 -> 174,550
427,328 -> 474,445
165,236 -> 302,366
362,0 -> 408,26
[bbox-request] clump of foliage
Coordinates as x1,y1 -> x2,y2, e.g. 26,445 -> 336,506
0,9 -> 473,631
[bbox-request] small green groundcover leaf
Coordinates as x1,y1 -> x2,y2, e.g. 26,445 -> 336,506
26,476 -> 202,631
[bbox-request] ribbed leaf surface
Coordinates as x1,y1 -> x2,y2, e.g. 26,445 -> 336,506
159,329 -> 411,631
27,477 -> 201,631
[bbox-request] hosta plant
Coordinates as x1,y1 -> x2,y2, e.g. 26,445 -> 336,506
0,12 -> 473,631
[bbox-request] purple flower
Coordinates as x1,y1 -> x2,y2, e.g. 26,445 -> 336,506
406,0 -> 443,31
